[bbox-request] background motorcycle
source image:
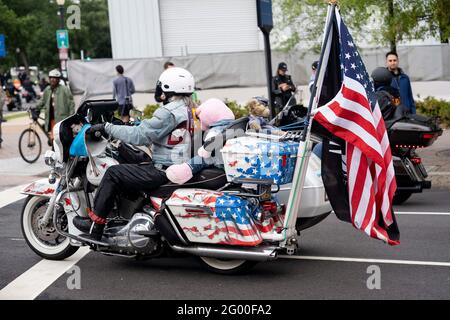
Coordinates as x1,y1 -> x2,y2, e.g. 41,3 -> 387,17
20,99 -> 331,274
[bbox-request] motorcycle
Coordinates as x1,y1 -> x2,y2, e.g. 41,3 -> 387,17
384,106 -> 442,204
21,99 -> 331,274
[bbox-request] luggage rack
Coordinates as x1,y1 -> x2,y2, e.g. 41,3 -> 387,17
245,130 -> 325,145
245,130 -> 302,142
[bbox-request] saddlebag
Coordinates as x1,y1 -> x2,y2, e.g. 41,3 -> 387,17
165,189 -> 263,246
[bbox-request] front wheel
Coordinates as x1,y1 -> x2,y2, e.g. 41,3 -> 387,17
197,257 -> 257,274
18,128 -> 42,163
21,196 -> 79,260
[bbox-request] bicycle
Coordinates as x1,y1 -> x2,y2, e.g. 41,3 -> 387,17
18,108 -> 51,163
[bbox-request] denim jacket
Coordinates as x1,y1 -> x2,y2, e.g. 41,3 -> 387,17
105,99 -> 192,166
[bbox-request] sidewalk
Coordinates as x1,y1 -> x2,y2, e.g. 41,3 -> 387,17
416,128 -> 450,188
0,116 -> 50,191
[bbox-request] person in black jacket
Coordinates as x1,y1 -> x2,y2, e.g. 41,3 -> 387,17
154,61 -> 174,105
272,62 -> 296,114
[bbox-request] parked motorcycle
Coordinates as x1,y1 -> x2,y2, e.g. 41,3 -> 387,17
21,99 -> 331,274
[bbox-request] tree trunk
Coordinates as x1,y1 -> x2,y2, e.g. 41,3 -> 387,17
20,51 -> 29,72
388,0 -> 397,52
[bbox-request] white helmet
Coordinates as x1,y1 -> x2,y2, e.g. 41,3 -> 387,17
49,69 -> 61,78
158,67 -> 195,94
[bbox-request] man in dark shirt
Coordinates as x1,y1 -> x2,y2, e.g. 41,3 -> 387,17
272,62 -> 296,114
113,65 -> 135,123
154,61 -> 174,105
386,51 -> 416,114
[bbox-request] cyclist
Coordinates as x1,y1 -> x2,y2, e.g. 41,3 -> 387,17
33,69 -> 75,141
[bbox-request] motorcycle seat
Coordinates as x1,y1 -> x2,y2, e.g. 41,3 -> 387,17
148,167 -> 228,199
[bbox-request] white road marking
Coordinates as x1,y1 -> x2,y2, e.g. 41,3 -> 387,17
0,247 -> 90,300
396,211 -> 450,216
0,185 -> 28,209
279,255 -> 450,267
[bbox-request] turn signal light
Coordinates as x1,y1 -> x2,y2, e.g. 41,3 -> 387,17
422,133 -> 435,140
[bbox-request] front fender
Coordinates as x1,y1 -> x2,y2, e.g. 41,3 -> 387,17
21,179 -> 58,198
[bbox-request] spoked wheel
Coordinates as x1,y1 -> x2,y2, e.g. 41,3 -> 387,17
197,257 -> 257,274
18,128 -> 42,163
21,196 -> 79,260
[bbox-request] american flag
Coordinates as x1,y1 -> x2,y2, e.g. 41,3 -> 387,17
313,8 -> 399,245
214,196 -> 262,246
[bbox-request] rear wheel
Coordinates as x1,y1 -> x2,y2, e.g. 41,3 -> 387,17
18,128 -> 42,163
197,257 -> 257,274
21,196 -> 79,260
393,192 -> 413,205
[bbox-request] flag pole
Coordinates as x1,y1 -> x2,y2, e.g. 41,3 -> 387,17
281,1 -> 338,246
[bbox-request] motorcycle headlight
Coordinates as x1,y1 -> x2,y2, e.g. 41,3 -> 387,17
44,150 -> 57,167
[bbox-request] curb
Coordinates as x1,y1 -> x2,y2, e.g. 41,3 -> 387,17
3,112 -> 28,121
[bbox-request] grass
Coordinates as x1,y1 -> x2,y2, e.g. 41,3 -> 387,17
3,111 -> 28,121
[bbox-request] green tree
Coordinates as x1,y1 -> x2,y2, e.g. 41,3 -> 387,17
274,0 -> 447,52
70,0 -> 112,60
0,0 -> 111,72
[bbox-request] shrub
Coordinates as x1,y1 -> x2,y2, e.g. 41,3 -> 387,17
143,99 -> 250,120
143,104 -> 160,119
224,99 -> 249,119
415,96 -> 450,127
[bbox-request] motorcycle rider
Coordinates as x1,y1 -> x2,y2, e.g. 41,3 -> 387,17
73,67 -> 196,241
154,61 -> 175,105
33,69 -> 75,141
371,67 -> 406,120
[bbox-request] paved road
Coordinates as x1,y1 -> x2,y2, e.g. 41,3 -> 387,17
0,187 -> 448,300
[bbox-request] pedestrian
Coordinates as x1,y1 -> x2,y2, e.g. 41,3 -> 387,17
34,69 -> 75,143
309,61 -> 319,94
112,65 -> 135,124
272,62 -> 297,114
155,61 -> 175,105
386,51 -> 416,114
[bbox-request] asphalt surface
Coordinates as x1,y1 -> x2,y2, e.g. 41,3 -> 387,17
0,188 -> 449,300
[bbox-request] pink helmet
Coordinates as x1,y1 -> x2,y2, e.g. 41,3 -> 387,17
196,98 -> 235,130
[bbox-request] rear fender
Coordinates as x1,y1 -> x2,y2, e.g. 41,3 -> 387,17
21,179 -> 58,198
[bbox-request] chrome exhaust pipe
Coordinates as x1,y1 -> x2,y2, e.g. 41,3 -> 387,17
170,244 -> 278,261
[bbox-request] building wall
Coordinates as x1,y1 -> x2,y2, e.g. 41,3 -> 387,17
108,0 -> 263,59
108,0 -> 162,59
159,0 -> 262,56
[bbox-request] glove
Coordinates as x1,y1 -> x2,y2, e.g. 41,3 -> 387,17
86,123 -> 107,139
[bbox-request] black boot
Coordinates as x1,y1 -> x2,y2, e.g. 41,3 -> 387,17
73,216 -> 105,241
